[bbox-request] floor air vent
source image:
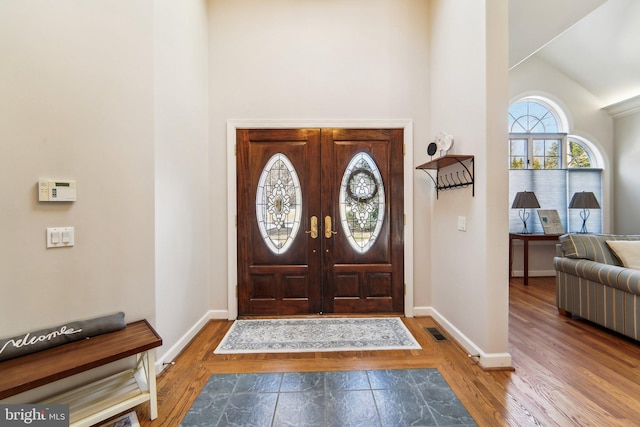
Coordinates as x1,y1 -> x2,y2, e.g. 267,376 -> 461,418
425,327 -> 448,342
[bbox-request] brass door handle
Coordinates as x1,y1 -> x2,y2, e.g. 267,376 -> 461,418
305,216 -> 318,239
324,216 -> 337,238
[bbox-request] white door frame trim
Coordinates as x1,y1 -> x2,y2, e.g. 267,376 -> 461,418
226,119 -> 414,319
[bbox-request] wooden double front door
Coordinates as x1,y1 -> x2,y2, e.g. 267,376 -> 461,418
237,128 -> 404,316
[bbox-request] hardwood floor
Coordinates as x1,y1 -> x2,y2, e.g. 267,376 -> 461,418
136,277 -> 640,426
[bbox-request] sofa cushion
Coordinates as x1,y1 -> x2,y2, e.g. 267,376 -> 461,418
560,234 -> 640,265
606,240 -> 640,270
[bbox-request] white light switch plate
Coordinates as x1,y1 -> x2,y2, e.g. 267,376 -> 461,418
47,227 -> 74,248
457,216 -> 467,231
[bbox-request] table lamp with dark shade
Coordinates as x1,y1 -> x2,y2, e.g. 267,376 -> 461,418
511,191 -> 540,234
569,191 -> 600,233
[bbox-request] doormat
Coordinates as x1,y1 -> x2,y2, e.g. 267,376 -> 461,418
180,369 -> 476,427
213,317 -> 421,354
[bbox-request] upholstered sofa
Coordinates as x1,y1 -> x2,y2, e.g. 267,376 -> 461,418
554,233 -> 640,341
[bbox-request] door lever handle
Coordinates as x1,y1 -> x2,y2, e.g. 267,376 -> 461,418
324,216 -> 337,238
305,216 -> 318,239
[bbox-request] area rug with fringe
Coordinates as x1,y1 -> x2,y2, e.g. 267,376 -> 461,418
213,317 -> 421,354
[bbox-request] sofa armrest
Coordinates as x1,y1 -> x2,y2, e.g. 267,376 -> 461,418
554,257 -> 640,295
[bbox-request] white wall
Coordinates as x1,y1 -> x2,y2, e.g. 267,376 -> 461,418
427,0 -> 510,366
207,0 -> 432,309
154,0 -> 211,365
0,0 -> 155,344
613,108 -> 640,234
0,0 -> 155,399
509,55 -> 615,273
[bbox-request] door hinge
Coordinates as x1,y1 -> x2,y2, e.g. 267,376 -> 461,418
234,144 -> 237,156
403,143 -> 406,156
404,214 -> 406,226
404,283 -> 407,295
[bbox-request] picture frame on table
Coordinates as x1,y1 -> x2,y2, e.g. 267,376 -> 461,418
537,209 -> 564,235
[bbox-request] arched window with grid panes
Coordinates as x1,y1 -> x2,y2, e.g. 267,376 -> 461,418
509,97 -> 603,234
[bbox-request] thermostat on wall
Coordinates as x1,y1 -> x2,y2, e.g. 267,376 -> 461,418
38,179 -> 77,202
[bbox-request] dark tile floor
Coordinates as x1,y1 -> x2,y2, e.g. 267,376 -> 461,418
180,368 -> 477,427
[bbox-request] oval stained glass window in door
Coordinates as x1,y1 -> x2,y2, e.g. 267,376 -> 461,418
256,153 -> 302,254
339,152 -> 385,253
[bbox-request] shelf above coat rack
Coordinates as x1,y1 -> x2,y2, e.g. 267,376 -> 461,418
416,154 -> 474,199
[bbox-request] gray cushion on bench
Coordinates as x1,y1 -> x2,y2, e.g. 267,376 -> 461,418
0,312 -> 125,362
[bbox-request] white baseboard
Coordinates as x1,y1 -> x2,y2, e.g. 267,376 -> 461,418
208,309 -> 231,320
155,309 -> 229,374
413,306 -> 512,370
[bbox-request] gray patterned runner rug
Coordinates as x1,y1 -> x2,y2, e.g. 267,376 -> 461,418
214,317 -> 421,354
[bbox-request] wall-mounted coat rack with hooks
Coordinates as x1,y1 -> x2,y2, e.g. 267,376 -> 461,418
416,154 -> 474,199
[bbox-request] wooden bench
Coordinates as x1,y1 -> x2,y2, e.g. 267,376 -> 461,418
0,320 -> 162,427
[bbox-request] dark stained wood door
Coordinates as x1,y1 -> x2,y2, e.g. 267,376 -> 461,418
237,129 -> 322,315
237,128 -> 403,316
321,129 -> 404,314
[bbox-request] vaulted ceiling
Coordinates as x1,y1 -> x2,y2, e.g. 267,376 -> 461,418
509,0 -> 640,107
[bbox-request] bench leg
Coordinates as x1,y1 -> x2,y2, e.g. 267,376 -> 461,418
147,351 -> 158,420
138,351 -> 158,420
